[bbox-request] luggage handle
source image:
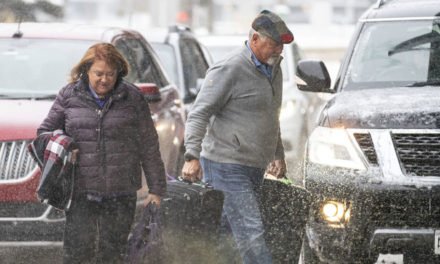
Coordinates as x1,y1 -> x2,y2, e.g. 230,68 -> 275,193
177,176 -> 213,189
264,173 -> 293,185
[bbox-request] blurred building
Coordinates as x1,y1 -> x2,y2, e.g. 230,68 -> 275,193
0,0 -> 63,23
58,0 -> 377,33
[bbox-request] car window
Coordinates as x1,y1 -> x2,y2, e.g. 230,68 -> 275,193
116,38 -> 168,88
179,38 -> 209,89
114,39 -> 140,83
0,38 -> 92,97
151,42 -> 179,86
343,20 -> 438,90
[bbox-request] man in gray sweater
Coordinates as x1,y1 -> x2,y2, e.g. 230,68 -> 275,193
182,10 -> 293,264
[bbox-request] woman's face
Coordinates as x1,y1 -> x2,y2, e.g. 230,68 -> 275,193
87,60 -> 118,97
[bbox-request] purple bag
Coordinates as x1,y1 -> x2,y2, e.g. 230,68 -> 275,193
125,203 -> 165,264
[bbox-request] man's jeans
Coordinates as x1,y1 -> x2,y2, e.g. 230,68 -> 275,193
201,157 -> 272,264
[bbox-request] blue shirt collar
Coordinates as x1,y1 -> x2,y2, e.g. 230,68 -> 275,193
88,84 -> 101,99
245,41 -> 272,79
88,83 -> 108,108
246,41 -> 263,67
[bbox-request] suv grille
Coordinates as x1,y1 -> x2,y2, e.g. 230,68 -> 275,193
391,133 -> 440,177
353,133 -> 378,165
0,140 -> 37,181
368,189 -> 440,228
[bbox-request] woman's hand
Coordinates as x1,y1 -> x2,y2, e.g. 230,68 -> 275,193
144,193 -> 161,208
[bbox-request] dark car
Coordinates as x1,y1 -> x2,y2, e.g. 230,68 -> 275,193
297,0 -> 440,263
0,22 -> 185,257
145,25 -> 212,112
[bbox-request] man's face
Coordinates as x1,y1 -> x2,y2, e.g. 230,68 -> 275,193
251,33 -> 283,65
87,60 -> 118,97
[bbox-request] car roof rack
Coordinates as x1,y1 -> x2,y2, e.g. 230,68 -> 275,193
169,25 -> 191,33
374,0 -> 388,8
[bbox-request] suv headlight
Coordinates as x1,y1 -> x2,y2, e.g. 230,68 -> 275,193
307,126 -> 366,170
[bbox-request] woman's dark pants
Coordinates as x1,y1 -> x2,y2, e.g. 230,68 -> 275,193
62,194 -> 136,264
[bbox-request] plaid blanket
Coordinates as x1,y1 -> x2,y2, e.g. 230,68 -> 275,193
28,130 -> 77,211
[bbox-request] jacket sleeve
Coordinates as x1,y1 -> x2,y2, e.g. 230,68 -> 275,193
135,92 -> 167,196
184,64 -> 234,159
37,86 -> 68,135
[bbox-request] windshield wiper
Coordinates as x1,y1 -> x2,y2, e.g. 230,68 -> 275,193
0,94 -> 57,100
34,94 -> 57,100
0,94 -> 32,99
388,31 -> 440,56
406,80 -> 440,87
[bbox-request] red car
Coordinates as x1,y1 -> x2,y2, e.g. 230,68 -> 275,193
0,23 -> 185,253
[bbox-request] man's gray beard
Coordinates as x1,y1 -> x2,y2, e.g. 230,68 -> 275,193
266,55 -> 280,66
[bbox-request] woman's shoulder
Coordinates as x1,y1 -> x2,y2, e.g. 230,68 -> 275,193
116,80 -> 145,102
58,81 -> 81,97
119,81 -> 142,95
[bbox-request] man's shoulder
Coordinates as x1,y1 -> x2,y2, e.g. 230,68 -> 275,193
210,47 -> 251,73
224,46 -> 250,63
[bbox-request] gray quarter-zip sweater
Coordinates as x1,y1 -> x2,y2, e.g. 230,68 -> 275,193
184,44 -> 284,169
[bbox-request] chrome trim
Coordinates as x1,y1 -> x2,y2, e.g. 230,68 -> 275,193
0,206 -> 64,223
3,166 -> 39,184
373,228 -> 434,236
0,140 -> 37,181
360,17 -> 439,22
347,129 -> 440,185
0,241 -> 63,247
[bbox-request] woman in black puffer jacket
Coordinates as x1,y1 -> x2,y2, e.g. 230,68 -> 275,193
38,43 -> 166,264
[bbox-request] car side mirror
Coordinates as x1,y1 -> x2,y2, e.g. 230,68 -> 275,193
136,83 -> 161,102
296,60 -> 333,93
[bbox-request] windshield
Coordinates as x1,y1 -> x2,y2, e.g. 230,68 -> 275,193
343,19 -> 440,90
0,38 -> 93,98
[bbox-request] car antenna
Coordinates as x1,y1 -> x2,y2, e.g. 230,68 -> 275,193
12,17 -> 23,38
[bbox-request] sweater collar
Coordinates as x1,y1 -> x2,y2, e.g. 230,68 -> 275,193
245,41 -> 273,79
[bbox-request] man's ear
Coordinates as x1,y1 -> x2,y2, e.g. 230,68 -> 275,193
250,32 -> 260,47
251,32 -> 259,42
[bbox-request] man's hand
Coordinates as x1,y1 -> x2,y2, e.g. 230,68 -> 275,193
265,159 -> 287,179
144,193 -> 161,208
181,159 -> 203,182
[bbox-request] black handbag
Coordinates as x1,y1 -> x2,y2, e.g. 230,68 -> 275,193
125,203 -> 166,264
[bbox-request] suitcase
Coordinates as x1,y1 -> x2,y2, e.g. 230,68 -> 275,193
160,179 -> 225,264
260,175 -> 311,264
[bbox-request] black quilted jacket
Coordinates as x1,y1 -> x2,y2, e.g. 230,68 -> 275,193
38,79 -> 166,196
